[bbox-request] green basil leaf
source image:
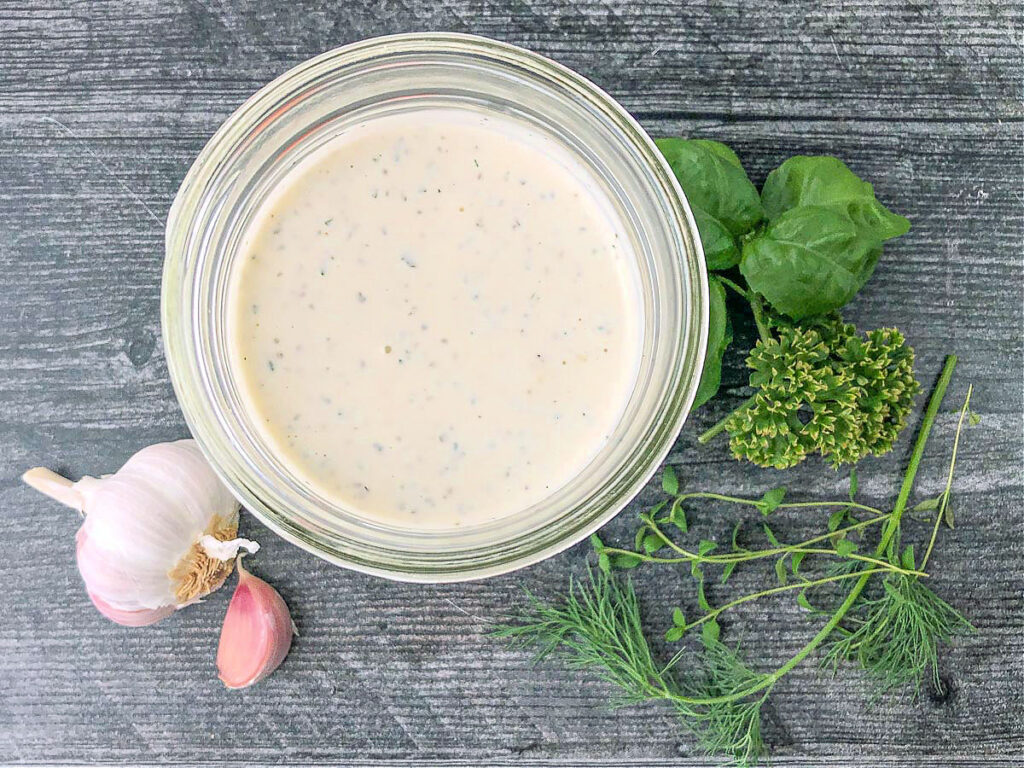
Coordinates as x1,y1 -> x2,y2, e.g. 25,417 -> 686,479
692,206 -> 741,270
761,155 -> 910,242
665,626 -> 685,642
673,607 -> 686,627
699,539 -> 717,556
655,138 -> 764,242
740,206 -> 881,320
691,275 -> 733,409
698,139 -> 745,168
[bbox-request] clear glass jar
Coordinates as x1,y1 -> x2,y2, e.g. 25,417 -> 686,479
162,33 -> 707,582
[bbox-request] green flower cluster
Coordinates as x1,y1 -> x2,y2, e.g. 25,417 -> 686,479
725,318 -> 919,469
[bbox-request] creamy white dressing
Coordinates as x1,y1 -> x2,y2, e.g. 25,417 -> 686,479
228,108 -> 643,529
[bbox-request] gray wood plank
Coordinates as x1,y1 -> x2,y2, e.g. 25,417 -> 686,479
0,0 -> 1019,125
0,0 -> 1021,765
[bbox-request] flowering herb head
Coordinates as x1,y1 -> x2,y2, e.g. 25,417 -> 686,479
725,318 -> 919,469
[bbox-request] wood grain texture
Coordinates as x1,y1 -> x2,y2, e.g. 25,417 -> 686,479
0,1 -> 1021,766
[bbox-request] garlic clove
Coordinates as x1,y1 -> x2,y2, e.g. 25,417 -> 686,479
217,558 -> 295,689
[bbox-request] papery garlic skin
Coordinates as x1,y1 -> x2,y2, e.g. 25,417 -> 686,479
84,582 -> 176,627
23,439 -> 258,626
217,558 -> 295,689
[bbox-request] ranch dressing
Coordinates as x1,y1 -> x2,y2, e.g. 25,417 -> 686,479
228,108 -> 643,528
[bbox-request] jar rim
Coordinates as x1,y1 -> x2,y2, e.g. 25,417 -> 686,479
162,33 -> 708,582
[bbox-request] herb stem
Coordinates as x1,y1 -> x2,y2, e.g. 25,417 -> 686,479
771,516 -> 893,556
749,293 -> 772,343
640,513 -> 893,565
920,384 -> 972,570
879,355 -> 959,559
600,541 -> 921,577
792,548 -> 926,576
697,396 -> 755,444
640,520 -> 692,557
758,354 -> 959,689
716,275 -> 751,300
777,500 -> 884,515
672,491 -> 885,516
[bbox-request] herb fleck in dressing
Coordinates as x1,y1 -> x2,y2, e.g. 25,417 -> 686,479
229,108 -> 643,528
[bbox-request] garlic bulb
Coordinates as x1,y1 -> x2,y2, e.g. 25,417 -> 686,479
23,439 -> 258,626
217,557 -> 296,688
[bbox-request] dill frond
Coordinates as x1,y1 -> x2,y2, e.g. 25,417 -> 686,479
682,629 -> 772,765
679,694 -> 766,766
823,573 -> 973,696
494,570 -> 774,766
492,568 -> 673,706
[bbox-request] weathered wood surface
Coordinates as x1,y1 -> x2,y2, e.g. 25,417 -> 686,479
0,1 -> 1021,765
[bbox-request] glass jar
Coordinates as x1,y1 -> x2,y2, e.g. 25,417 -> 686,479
162,33 -> 707,582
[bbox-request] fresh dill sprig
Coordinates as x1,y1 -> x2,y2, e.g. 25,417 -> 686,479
683,624 -> 773,765
494,569 -> 671,707
493,569 -> 773,763
494,356 -> 974,767
823,573 -> 973,696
